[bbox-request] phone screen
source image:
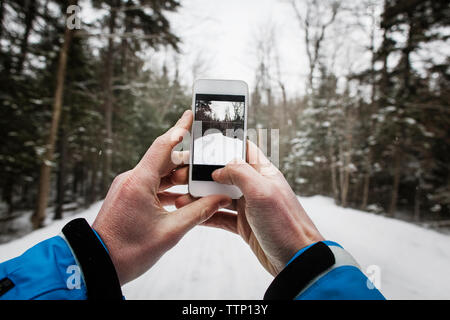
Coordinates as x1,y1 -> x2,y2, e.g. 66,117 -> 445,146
192,94 -> 245,181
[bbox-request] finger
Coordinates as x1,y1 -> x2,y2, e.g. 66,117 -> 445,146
136,110 -> 193,179
159,166 -> 189,191
174,193 -> 237,211
211,159 -> 267,196
171,150 -> 190,168
246,139 -> 271,166
170,194 -> 232,233
157,191 -> 186,207
246,140 -> 280,178
201,211 -> 238,234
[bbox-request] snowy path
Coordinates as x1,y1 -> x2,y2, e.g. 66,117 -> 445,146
1,186 -> 449,299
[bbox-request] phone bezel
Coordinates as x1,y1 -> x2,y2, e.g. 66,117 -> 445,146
188,79 -> 248,199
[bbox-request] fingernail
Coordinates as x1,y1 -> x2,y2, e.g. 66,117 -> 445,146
182,110 -> 190,117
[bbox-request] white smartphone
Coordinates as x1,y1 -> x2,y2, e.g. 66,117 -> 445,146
188,79 -> 248,199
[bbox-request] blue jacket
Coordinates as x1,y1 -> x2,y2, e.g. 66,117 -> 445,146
0,218 -> 385,300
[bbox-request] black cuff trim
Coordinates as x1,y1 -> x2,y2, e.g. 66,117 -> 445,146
264,241 -> 335,300
62,218 -> 123,300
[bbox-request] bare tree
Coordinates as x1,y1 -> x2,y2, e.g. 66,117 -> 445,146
290,0 -> 340,94
290,0 -> 343,204
190,51 -> 212,82
357,0 -> 381,210
251,23 -> 293,162
253,23 -> 277,111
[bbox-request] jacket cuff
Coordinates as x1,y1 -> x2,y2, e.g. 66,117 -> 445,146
264,241 -> 335,300
62,218 -> 122,300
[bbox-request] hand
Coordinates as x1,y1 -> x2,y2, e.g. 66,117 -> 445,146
175,141 -> 324,276
92,110 -> 232,285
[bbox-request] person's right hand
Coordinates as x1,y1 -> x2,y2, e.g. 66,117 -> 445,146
175,142 -> 324,276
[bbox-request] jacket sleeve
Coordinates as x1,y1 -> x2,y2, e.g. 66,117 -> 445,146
264,241 -> 386,300
0,218 -> 123,300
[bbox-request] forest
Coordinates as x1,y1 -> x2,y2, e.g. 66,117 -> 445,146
195,100 -> 244,122
0,0 -> 449,238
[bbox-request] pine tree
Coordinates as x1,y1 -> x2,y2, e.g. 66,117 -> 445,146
91,0 -> 181,196
32,0 -> 78,228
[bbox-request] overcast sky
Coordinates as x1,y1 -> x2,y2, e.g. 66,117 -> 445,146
80,0 -> 449,101
168,0 -> 308,95
80,0 -> 417,100
207,101 -> 244,122
81,0 -> 311,97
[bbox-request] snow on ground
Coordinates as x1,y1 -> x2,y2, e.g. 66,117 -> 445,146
1,185 -> 450,300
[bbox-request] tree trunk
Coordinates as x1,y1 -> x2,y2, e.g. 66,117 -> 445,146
87,151 -> 99,206
413,185 -> 421,221
17,0 -> 37,73
338,142 -> 344,205
339,113 -> 353,208
31,2 -> 76,228
361,10 -> 377,211
328,129 -> 339,203
341,162 -> 350,208
379,27 -> 389,108
0,0 -> 5,38
2,174 -> 14,215
278,81 -> 288,162
388,149 -> 401,217
54,127 -> 67,220
361,153 -> 373,210
20,181 -> 30,209
80,162 -> 86,204
101,7 -> 117,197
413,175 -> 421,221
361,172 -> 370,210
72,161 -> 83,200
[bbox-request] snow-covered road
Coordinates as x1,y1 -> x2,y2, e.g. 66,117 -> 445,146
1,186 -> 449,299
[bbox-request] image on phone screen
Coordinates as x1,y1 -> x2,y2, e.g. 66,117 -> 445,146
192,94 -> 245,181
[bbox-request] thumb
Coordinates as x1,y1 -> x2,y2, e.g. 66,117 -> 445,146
171,194 -> 232,233
212,159 -> 264,196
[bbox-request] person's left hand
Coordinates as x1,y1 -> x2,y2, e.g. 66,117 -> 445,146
92,110 -> 232,285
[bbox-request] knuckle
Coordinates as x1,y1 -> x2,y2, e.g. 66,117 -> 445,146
153,135 -> 166,147
174,197 -> 184,209
110,175 -> 122,189
267,184 -> 283,201
118,173 -> 140,199
109,170 -> 132,192
112,171 -> 126,184
226,163 -> 242,179
249,182 -> 278,204
198,205 -> 211,223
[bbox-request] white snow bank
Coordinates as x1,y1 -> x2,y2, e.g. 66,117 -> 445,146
1,186 -> 449,299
